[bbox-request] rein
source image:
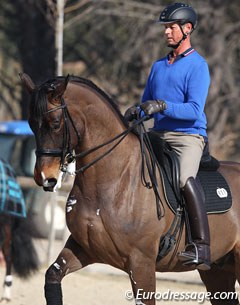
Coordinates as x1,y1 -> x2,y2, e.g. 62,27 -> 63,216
73,116 -> 147,173
71,113 -> 165,219
36,94 -> 165,219
137,119 -> 165,219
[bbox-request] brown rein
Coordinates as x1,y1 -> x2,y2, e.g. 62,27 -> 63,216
73,116 -> 147,173
39,98 -> 165,219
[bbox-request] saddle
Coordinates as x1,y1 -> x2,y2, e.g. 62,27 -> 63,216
147,132 -> 232,215
146,132 -> 232,262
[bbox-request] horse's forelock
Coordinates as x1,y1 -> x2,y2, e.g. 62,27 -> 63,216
31,83 -> 51,124
32,78 -> 62,116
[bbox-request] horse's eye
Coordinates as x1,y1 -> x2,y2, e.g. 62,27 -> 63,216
51,120 -> 61,131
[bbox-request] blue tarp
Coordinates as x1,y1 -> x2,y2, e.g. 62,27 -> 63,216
0,158 -> 26,218
0,120 -> 33,135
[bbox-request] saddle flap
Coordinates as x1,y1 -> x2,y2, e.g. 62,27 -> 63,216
147,131 -> 232,215
147,131 -> 181,202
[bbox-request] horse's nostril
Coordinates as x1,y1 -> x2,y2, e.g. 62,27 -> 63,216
47,178 -> 57,187
43,178 -> 57,191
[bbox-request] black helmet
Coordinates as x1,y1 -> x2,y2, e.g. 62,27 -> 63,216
159,3 -> 197,30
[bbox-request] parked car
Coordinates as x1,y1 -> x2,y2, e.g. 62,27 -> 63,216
0,120 -> 69,239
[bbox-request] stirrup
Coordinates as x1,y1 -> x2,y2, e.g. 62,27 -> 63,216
178,242 -> 211,271
178,242 -> 199,264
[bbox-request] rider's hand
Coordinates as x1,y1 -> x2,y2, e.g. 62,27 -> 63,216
124,106 -> 139,122
140,100 -> 167,116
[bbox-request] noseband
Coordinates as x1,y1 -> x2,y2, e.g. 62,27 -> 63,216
35,98 -> 80,171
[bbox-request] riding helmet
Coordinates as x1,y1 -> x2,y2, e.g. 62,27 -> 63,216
159,3 -> 197,30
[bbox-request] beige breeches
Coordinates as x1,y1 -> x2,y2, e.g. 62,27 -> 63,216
157,131 -> 205,188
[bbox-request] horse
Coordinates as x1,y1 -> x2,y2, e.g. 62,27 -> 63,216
0,157 -> 39,302
20,72 -> 240,305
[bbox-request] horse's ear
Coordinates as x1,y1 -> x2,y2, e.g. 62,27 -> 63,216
19,73 -> 36,93
52,75 -> 70,99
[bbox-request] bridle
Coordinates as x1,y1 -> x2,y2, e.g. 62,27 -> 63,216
35,95 -> 146,174
35,94 -> 165,218
35,97 -> 80,169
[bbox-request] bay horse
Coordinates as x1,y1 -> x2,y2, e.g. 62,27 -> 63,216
0,158 -> 39,302
20,72 -> 240,305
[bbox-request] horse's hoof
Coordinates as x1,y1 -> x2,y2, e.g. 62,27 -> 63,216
0,297 -> 11,303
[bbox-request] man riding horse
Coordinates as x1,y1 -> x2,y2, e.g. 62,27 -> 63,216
125,2 -> 211,270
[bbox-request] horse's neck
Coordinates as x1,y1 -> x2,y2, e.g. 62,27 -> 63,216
69,83 -> 140,182
68,85 -> 169,221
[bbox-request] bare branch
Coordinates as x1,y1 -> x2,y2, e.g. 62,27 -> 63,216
64,0 -> 93,14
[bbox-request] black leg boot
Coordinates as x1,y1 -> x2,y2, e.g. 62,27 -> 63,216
178,177 -> 211,271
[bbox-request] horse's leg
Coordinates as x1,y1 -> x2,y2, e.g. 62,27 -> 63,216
199,261 -> 238,305
1,257 -> 12,303
1,222 -> 13,302
234,243 -> 240,294
45,235 -> 92,305
128,254 -> 156,305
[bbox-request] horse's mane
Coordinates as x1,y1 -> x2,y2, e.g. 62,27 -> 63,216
70,76 -> 128,126
32,75 -> 129,128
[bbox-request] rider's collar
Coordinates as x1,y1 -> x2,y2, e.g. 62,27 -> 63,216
168,47 -> 195,63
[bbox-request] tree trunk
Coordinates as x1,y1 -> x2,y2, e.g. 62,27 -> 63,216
14,0 -> 56,119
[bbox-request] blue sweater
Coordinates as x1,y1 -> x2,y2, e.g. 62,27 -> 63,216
141,49 -> 210,137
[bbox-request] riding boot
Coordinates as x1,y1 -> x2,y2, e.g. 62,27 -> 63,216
178,177 -> 211,271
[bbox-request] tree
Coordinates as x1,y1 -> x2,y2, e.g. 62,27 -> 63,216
1,0 -> 240,158
0,0 -> 56,119
61,0 -> 240,158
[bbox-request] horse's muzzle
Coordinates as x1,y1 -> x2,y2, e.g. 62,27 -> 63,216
43,178 -> 58,192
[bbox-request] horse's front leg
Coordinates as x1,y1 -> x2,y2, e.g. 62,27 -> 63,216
128,254 -> 156,305
45,235 -> 92,305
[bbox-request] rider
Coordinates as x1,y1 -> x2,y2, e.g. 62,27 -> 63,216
125,3 -> 211,270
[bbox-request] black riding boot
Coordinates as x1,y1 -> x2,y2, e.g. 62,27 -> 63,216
178,177 -> 211,271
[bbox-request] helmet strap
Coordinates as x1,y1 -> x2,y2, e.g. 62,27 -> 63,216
168,24 -> 190,49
